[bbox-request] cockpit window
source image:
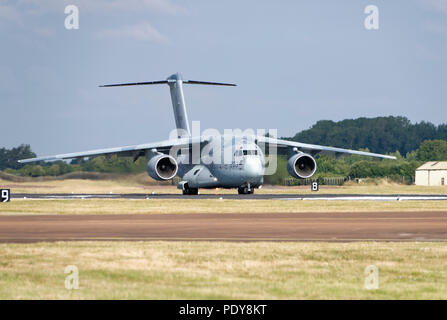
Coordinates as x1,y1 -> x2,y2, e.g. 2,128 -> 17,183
235,149 -> 258,156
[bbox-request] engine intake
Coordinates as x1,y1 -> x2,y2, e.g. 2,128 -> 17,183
147,155 -> 178,181
287,153 -> 317,179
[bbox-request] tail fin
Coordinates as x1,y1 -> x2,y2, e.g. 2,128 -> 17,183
100,73 -> 236,138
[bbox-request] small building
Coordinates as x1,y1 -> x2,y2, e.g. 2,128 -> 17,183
415,162 -> 447,186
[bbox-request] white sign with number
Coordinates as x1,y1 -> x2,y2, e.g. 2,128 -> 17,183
1,189 -> 10,202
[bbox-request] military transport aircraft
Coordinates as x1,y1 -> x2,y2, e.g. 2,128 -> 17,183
19,73 -> 395,195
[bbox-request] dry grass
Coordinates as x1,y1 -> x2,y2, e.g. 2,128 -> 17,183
1,198 -> 447,216
1,175 -> 445,216
1,241 -> 447,299
1,177 -> 446,300
1,175 -> 447,195
0,174 -> 171,194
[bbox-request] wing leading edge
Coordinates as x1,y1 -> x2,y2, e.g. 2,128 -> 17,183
256,136 -> 396,160
17,137 -> 201,164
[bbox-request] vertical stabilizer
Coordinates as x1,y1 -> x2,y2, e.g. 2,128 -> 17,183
167,73 -> 191,138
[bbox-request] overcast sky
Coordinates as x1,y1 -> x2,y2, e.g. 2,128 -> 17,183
1,0 -> 447,156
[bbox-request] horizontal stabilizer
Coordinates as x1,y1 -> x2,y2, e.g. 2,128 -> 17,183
100,73 -> 236,88
99,80 -> 168,87
183,80 -> 236,86
99,73 -> 235,139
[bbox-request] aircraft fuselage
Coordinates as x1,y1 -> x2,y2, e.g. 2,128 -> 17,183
175,135 -> 265,192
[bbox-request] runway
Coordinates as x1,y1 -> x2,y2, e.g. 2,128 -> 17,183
11,193 -> 447,201
1,212 -> 447,242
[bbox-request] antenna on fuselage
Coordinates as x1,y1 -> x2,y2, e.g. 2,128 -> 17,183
100,73 -> 236,138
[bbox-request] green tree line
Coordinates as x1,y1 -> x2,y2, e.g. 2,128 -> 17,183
289,116 -> 447,155
264,140 -> 447,185
2,117 -> 447,183
3,155 -> 148,177
0,145 -> 36,170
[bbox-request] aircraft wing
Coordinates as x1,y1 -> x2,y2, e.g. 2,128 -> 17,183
18,137 -> 202,163
256,136 -> 396,160
18,134 -> 396,163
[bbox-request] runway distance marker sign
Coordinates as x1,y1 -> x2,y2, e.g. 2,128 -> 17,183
1,189 -> 10,202
311,181 -> 319,192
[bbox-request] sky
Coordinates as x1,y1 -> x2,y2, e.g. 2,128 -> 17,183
1,0 -> 447,156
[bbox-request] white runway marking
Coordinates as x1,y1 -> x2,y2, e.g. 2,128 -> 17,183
280,196 -> 447,201
41,195 -> 120,199
11,193 -> 447,201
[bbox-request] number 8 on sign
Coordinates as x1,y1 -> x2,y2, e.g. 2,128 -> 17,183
1,189 -> 10,202
311,181 -> 319,192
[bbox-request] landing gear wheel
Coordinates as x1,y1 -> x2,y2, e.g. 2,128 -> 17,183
183,187 -> 199,195
238,186 -> 254,195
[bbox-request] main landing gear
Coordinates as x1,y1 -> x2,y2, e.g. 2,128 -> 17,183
238,184 -> 254,195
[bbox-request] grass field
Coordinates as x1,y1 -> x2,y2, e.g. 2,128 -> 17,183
1,241 -> 447,299
2,175 -> 446,215
1,198 -> 447,215
1,176 -> 446,300
1,174 -> 447,195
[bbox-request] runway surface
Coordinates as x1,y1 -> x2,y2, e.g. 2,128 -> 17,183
11,193 -> 447,201
1,212 -> 447,242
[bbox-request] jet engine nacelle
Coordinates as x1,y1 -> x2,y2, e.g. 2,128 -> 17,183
287,153 -> 317,179
147,154 -> 178,181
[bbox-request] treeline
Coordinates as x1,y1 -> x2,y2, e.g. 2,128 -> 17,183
0,145 -> 36,170
264,154 -> 422,185
3,141 -> 447,182
3,140 -> 447,181
3,155 -> 147,177
289,116 -> 447,155
2,117 -> 447,183
265,139 -> 447,185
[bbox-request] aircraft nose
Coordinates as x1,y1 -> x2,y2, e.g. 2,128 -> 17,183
244,157 -> 263,178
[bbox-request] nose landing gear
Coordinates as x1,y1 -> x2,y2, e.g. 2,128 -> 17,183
183,187 -> 199,195
179,182 -> 199,195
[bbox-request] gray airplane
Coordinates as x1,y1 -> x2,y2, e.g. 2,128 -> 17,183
19,73 -> 395,195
